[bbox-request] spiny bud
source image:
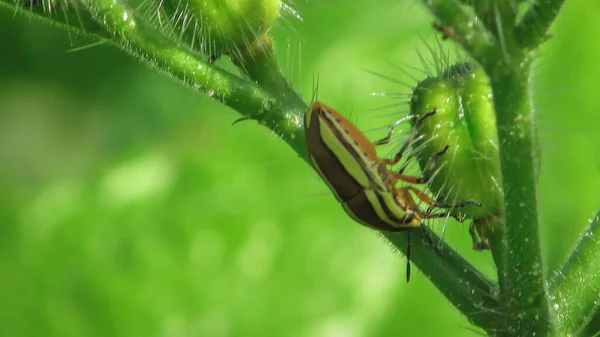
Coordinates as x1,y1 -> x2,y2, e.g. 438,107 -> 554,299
410,63 -> 502,223
162,0 -> 281,57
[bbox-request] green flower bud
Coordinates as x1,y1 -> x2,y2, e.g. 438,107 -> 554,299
409,63 -> 502,223
162,0 -> 281,56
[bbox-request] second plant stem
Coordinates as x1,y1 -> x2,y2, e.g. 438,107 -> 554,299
487,60 -> 552,335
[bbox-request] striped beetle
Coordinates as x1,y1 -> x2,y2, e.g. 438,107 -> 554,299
304,102 -> 480,280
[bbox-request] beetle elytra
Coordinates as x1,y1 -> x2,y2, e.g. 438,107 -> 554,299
304,102 -> 481,280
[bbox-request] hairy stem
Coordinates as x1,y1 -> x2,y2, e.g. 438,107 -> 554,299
488,60 -> 551,336
422,0 -> 566,335
81,0 -> 282,128
421,0 -> 498,66
2,0 -> 290,142
230,34 -> 308,156
384,230 -> 500,331
83,0 -> 308,156
549,209 -> 600,336
515,0 -> 566,50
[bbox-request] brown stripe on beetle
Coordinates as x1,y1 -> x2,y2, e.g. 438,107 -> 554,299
318,109 -> 387,190
308,103 -> 388,189
316,103 -> 380,162
343,189 -> 414,231
305,104 -> 364,201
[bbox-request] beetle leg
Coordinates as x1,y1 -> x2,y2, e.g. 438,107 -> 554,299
402,186 -> 481,210
422,211 -> 454,220
372,126 -> 395,146
470,222 -> 491,250
400,186 -> 481,225
422,210 -> 469,225
389,172 -> 429,185
388,144 -> 447,183
402,186 -> 436,206
380,108 -> 437,167
411,144 -> 450,182
423,211 -> 490,251
387,142 -> 449,185
433,198 -> 482,209
397,154 -> 415,174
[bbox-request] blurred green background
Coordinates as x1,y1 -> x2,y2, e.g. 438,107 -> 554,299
1,1 -> 599,336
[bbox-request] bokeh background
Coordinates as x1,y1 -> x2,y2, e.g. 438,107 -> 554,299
1,1 -> 599,336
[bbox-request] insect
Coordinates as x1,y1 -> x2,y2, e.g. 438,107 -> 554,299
304,102 -> 480,280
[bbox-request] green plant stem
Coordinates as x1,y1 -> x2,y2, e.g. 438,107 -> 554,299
384,230 -> 499,331
231,34 -> 308,156
421,0 -> 498,66
516,0 -> 566,50
549,209 -> 600,336
488,63 -> 551,336
423,1 -> 568,335
83,0 -> 308,157
464,1 -> 514,42
488,2 -> 517,57
2,0 -> 286,142
82,0 -> 284,131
